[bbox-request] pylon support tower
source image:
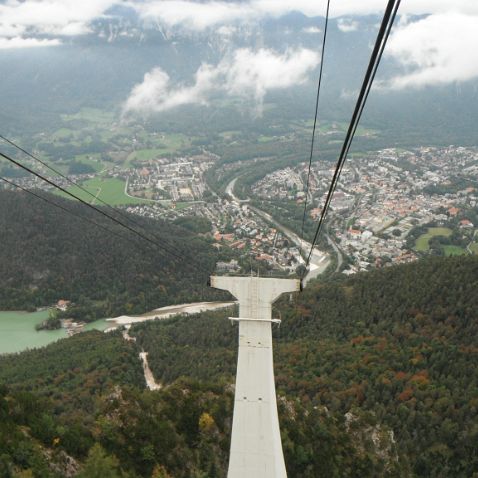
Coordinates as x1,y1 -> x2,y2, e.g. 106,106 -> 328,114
210,275 -> 300,478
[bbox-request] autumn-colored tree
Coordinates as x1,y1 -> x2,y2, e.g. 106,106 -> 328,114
199,412 -> 216,433
151,464 -> 172,478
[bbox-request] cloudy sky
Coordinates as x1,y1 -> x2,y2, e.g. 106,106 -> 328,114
1,0 -> 477,114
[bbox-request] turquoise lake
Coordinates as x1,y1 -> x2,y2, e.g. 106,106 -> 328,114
0,310 -> 109,355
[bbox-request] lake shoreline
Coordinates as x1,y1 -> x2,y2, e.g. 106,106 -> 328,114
0,301 -> 237,354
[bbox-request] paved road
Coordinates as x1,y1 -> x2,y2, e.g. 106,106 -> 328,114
325,225 -> 343,273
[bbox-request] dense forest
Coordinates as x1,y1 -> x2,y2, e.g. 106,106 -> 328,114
0,189 -> 229,318
133,255 -> 478,477
0,330 -> 399,478
0,255 -> 477,476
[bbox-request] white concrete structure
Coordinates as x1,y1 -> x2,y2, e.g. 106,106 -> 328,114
210,275 -> 300,478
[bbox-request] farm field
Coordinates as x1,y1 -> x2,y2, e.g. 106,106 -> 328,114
258,135 -> 276,143
127,148 -> 164,162
415,227 -> 453,252
174,202 -> 196,211
61,107 -> 115,124
58,177 -> 152,206
126,134 -> 192,164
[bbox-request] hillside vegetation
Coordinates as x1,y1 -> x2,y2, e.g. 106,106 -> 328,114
133,256 -> 478,477
0,189 -> 227,318
0,253 -> 477,476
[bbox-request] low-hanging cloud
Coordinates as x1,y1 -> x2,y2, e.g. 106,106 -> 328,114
303,26 -> 321,34
0,0 -> 115,48
385,13 -> 478,89
123,47 -> 320,115
337,19 -> 359,33
2,0 -> 478,51
123,64 -> 218,113
132,0 -> 478,31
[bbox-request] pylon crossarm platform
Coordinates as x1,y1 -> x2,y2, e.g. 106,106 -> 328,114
228,317 -> 282,324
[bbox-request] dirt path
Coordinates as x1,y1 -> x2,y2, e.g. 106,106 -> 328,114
139,350 -> 161,391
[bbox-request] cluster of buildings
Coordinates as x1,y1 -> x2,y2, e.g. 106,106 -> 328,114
127,197 -> 303,273
250,146 -> 478,273
126,154 -> 214,202
5,140 -> 476,277
333,147 -> 477,271
253,167 -> 305,201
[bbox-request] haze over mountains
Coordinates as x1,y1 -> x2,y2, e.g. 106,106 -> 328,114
1,5 -> 477,144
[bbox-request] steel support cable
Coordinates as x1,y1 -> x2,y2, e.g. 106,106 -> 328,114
336,0 -> 401,184
303,0 -> 401,274
0,176 -> 209,292
0,175 -> 151,253
0,150 -> 188,264
0,134 -> 197,264
299,0 -> 331,260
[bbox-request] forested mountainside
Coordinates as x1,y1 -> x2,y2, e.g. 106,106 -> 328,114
133,256 -> 478,477
0,331 -> 399,478
0,256 -> 476,477
0,189 -> 226,318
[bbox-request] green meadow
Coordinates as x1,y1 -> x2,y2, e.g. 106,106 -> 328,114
415,227 -> 453,252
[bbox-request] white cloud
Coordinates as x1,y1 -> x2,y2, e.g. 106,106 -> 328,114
326,0 -> 478,17
385,13 -> 478,88
303,26 -> 321,34
217,25 -> 238,36
123,47 -> 319,115
0,36 -> 61,49
123,64 -> 217,113
337,19 -> 359,33
224,48 -> 319,105
0,0 -> 115,46
130,0 -> 478,31
132,1 -> 255,30
0,0 -> 477,54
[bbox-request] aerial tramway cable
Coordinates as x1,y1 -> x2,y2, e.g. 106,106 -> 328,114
0,134 -> 199,266
0,175 -> 150,252
299,0 -> 331,260
303,0 -> 401,274
337,0 -> 401,185
0,150 -> 188,264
